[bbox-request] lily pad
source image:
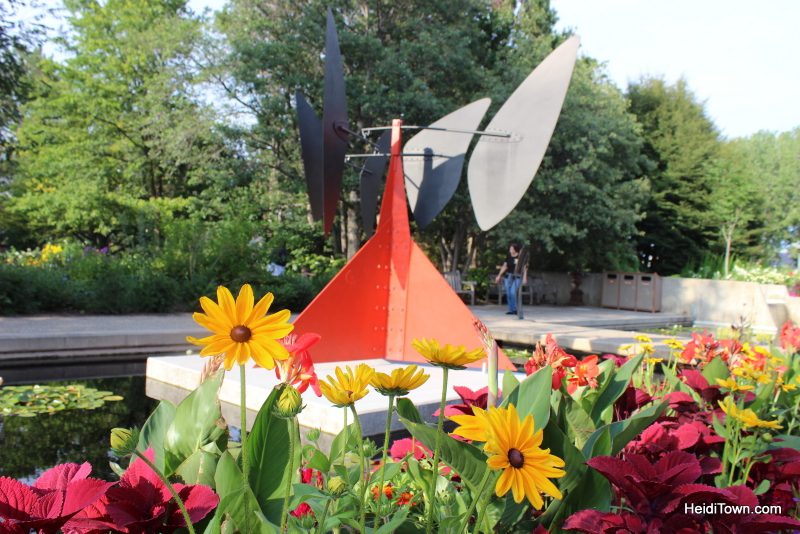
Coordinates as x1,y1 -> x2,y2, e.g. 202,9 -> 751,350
0,384 -> 124,416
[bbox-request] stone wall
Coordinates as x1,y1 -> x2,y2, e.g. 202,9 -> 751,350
529,272 -> 792,334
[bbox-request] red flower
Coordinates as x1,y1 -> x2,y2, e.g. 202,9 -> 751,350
680,331 -> 723,365
0,462 -> 110,534
566,355 -> 600,394
275,333 -> 322,396
289,502 -> 313,518
524,334 -> 577,389
371,484 -> 393,501
395,491 -> 415,506
65,449 -> 218,534
299,467 -> 324,489
779,320 -> 800,353
389,438 -> 431,461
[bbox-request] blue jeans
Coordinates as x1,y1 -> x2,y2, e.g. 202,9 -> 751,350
504,275 -> 521,312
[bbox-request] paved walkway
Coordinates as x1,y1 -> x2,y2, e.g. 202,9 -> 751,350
0,305 -> 690,383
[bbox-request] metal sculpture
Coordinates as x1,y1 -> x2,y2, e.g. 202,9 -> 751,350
296,17 -> 579,233
291,10 -> 579,362
292,120 -> 516,369
468,37 -> 580,230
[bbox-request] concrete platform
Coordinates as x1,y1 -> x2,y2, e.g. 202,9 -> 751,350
146,355 -> 524,446
1,306 -> 690,383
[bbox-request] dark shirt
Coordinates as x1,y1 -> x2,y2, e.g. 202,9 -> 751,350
503,254 -> 518,276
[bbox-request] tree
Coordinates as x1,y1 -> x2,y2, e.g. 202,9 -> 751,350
6,0 -> 224,247
704,142 -> 764,276
216,0 -> 651,275
628,77 -> 721,275
725,129 -> 800,260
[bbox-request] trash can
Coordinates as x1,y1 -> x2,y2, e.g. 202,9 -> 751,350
618,273 -> 637,310
601,272 -> 620,308
635,273 -> 662,312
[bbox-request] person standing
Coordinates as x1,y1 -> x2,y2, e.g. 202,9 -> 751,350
495,242 -> 527,315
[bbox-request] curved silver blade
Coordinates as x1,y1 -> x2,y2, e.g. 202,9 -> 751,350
322,7 -> 349,234
468,36 -> 580,230
360,130 -> 391,237
404,98 -> 491,229
295,91 -> 324,221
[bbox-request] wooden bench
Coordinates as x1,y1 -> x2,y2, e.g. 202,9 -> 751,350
443,271 -> 476,305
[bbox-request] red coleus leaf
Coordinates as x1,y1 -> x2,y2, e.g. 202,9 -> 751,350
0,463 -> 110,534
563,509 -> 646,533
434,386 -> 498,417
65,449 -> 218,534
34,462 -> 93,492
0,476 -> 39,522
705,485 -> 800,533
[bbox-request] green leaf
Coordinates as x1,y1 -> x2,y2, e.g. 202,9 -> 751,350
395,397 -> 424,424
163,371 -> 225,476
245,385 -> 299,524
305,449 -> 330,473
753,478 -> 771,495
748,377 -> 777,413
583,401 -> 668,458
497,494 -> 529,532
396,413 -> 488,492
504,366 -> 552,431
711,414 -> 729,439
375,507 -> 410,534
369,461 -> 403,486
175,447 -> 219,487
770,434 -> 800,451
590,354 -> 643,424
562,395 -> 595,449
701,356 -> 729,384
329,422 -> 359,465
214,451 -> 277,534
137,400 -> 176,472
502,371 -> 520,401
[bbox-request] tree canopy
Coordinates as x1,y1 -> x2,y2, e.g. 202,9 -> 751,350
0,0 -> 796,289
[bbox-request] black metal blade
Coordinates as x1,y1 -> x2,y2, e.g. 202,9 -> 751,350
403,98 -> 491,229
322,7 -> 349,234
359,130 -> 391,237
295,91 -> 324,222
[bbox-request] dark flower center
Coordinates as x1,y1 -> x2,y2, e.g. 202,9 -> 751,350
508,448 -> 524,468
230,325 -> 252,343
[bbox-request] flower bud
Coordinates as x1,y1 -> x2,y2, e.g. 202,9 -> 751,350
274,385 -> 303,418
762,432 -> 773,442
306,428 -> 321,442
110,427 -> 139,456
327,476 -> 347,497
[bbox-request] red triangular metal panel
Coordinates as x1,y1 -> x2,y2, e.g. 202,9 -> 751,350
293,119 -> 514,370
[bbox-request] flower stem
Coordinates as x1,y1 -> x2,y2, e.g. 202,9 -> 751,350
349,404 -> 368,532
460,468 -> 492,534
134,451 -> 196,534
487,343 -> 498,407
315,499 -> 332,534
280,417 -> 298,532
426,367 -> 449,534
239,364 -> 250,529
373,394 -> 395,530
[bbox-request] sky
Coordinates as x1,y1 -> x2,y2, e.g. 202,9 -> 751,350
549,0 -> 800,139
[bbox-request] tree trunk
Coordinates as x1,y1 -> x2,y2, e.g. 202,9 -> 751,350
346,190 -> 360,259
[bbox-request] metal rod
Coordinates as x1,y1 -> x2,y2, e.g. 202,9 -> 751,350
345,152 -> 452,158
361,125 -> 511,138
